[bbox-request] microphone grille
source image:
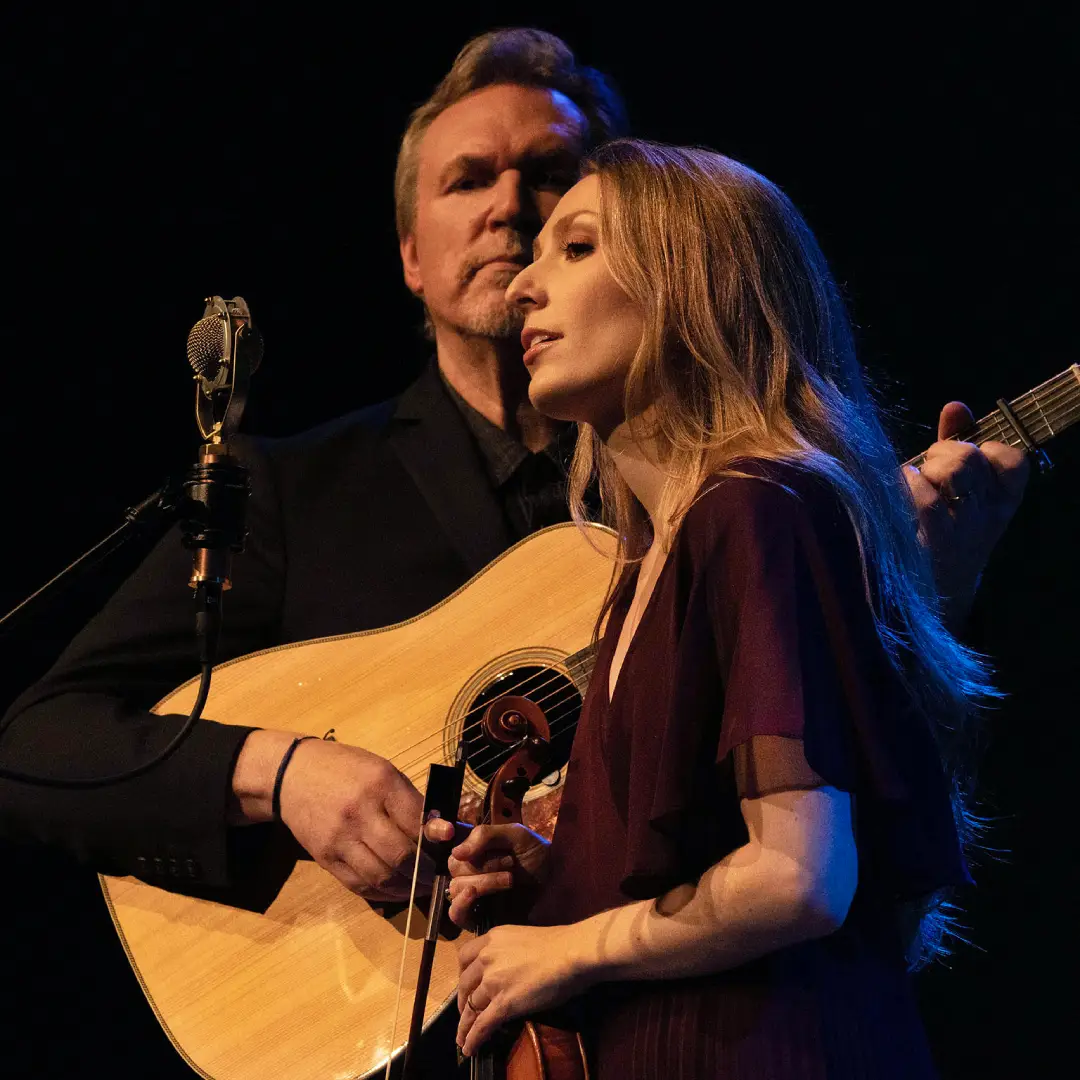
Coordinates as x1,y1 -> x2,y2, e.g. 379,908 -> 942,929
187,315 -> 225,377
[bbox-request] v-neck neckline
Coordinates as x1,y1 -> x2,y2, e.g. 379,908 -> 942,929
604,549 -> 675,707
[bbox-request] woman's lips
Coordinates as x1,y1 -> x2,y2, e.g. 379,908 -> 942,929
523,337 -> 560,366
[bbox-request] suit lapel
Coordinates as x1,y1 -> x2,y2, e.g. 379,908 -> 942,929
386,362 -> 514,575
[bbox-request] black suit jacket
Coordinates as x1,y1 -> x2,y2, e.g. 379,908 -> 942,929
0,362 -> 522,893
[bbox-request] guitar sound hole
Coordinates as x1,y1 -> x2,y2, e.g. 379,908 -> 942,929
463,666 -> 581,785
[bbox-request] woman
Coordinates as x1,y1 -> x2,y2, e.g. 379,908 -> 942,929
432,140 -> 991,1078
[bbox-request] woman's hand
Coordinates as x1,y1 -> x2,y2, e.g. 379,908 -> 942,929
456,922 -> 593,1057
445,822 -> 551,928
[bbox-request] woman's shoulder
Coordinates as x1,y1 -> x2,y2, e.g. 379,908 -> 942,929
680,458 -> 851,555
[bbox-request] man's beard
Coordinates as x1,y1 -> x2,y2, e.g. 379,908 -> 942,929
454,265 -> 527,340
422,294 -> 524,342
455,238 -> 531,340
463,298 -> 526,339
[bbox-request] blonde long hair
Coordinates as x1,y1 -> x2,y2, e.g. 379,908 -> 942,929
569,139 -> 995,967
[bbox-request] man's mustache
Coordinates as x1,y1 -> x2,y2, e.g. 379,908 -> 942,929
461,241 -> 533,283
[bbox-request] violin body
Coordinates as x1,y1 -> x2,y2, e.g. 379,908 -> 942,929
505,1022 -> 591,1080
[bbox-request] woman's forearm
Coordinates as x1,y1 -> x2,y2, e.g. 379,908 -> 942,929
566,837 -> 849,987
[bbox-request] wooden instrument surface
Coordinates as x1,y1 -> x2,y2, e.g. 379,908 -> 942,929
99,522 -> 616,1080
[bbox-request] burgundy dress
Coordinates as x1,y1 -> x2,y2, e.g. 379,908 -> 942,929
528,461 -> 970,1079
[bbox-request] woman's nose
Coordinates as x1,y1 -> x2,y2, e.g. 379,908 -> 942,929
505,263 -> 543,309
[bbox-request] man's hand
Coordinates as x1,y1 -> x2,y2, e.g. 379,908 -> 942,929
904,401 -> 1030,628
230,729 -> 427,900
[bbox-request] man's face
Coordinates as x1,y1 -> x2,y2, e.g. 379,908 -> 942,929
401,83 -> 587,341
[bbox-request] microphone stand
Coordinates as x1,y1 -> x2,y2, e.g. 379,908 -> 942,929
0,452 -> 247,788
0,480 -> 183,636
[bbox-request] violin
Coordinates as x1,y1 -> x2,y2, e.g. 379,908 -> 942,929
400,694 -> 590,1080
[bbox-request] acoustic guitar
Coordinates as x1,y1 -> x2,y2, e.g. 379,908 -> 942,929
99,364 -> 1080,1080
102,521 -> 616,1080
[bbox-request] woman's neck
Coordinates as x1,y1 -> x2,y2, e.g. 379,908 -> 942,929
605,419 -> 673,549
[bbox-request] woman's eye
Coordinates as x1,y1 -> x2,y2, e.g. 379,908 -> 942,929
563,241 -> 594,260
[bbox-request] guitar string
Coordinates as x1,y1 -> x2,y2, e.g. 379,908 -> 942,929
976,390 -> 1076,441
385,643 -> 598,765
391,655 -> 599,782
388,654 -> 596,780
395,596 -> 614,779
975,387 -> 1079,442
989,370 -> 1079,417
446,696 -> 583,783
912,377 -> 1080,451
905,383 -> 1080,466
400,694 -> 583,793
382,649 -> 595,773
428,657 -> 593,775
906,396 -> 1075,467
975,371 -> 1076,422
388,378 -> 1080,778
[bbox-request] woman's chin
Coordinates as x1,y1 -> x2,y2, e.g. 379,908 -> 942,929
527,374 -> 582,424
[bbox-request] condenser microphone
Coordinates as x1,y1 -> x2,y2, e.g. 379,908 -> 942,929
181,297 -> 261,659
186,295 -> 264,441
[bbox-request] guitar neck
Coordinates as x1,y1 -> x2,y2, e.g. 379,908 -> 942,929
904,364 -> 1080,469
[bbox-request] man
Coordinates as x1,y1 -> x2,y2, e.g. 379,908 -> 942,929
0,25 -> 1027,1076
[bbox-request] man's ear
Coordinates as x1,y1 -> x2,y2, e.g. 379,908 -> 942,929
400,234 -> 423,296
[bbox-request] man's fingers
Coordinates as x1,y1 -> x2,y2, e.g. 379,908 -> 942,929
383,772 -> 426,837
335,837 -> 407,895
422,816 -> 457,844
356,810 -> 421,875
979,439 -> 1031,495
328,857 -> 410,900
918,440 -> 995,500
938,400 -> 976,441
904,465 -> 944,517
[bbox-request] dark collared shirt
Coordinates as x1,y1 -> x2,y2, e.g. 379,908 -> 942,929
440,371 -> 576,541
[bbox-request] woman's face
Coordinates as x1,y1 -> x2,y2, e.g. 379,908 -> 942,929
506,174 -> 644,435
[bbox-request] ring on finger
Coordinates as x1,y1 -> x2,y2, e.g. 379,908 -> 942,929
467,993 -> 484,1013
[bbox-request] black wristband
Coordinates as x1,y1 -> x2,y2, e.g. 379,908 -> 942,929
271,736 -> 317,822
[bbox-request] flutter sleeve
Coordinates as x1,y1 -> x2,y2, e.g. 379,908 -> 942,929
619,467 -> 970,901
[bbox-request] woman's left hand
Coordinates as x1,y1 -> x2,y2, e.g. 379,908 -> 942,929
456,922 -> 593,1057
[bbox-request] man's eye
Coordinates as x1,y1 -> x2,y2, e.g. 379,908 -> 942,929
562,241 -> 594,260
448,175 -> 488,193
534,170 -> 576,192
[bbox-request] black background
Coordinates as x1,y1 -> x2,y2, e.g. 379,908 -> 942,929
1,5 -> 1076,1077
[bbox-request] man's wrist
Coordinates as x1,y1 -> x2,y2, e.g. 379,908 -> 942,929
228,729 -> 302,825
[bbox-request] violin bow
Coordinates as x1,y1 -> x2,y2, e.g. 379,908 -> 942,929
389,741 -> 466,1080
